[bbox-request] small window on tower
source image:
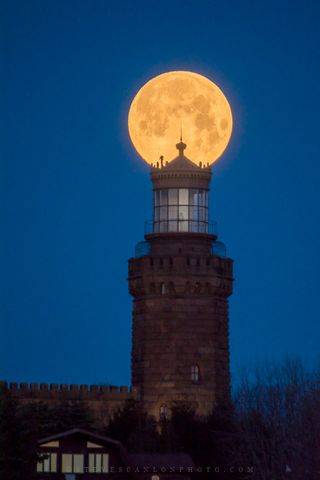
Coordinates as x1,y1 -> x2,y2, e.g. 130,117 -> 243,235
191,364 -> 200,383
160,404 -> 168,421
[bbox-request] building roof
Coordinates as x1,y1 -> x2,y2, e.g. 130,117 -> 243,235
150,152 -> 211,190
38,428 -> 121,447
38,428 -> 195,473
163,154 -> 202,171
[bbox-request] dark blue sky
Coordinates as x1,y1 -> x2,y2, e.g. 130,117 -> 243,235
1,0 -> 320,388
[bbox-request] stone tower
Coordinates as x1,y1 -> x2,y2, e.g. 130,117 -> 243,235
128,140 -> 233,420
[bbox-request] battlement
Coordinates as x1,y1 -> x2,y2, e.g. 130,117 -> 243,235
129,252 -> 233,279
128,253 -> 233,298
0,381 -> 138,401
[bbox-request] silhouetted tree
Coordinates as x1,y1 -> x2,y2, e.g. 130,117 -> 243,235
161,401 -> 239,478
0,388 -> 95,480
232,357 -> 320,480
207,401 -> 240,475
105,398 -> 160,452
49,398 -> 93,433
0,387 -> 38,480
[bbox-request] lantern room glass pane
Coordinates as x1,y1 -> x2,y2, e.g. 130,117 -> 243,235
168,220 -> 177,231
159,190 -> 168,205
160,206 -> 167,221
179,220 -> 188,232
189,205 -> 198,221
179,188 -> 188,204
179,205 -> 188,220
199,222 -> 206,233
168,206 -> 177,219
168,189 -> 178,205
160,221 -> 167,232
153,188 -> 208,233
189,189 -> 198,205
191,221 -> 198,232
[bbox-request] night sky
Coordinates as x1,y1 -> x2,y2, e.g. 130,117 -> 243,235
1,0 -> 320,389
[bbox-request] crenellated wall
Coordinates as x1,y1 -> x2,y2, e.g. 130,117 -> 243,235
0,381 -> 138,426
129,249 -> 233,299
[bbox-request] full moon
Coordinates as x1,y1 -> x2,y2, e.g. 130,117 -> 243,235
128,71 -> 232,165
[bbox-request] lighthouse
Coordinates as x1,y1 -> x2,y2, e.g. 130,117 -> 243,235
128,138 -> 233,419
127,70 -> 234,420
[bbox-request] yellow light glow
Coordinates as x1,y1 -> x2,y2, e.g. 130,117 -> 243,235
128,71 -> 233,165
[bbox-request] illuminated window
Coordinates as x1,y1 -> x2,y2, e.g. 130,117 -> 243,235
191,364 -> 200,383
153,188 -> 209,233
88,453 -> 109,473
37,452 -> 57,473
62,454 -> 84,473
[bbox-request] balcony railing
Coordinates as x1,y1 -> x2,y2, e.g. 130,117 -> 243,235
144,220 -> 218,236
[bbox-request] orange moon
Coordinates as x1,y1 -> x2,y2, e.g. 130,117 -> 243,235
128,71 -> 232,165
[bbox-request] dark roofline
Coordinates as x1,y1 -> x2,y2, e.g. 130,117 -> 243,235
38,428 -> 121,447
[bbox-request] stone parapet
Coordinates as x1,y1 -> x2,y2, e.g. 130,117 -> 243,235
129,251 -> 233,299
0,381 -> 137,401
0,381 -> 137,426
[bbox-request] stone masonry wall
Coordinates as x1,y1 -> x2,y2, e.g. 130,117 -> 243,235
0,381 -> 137,427
129,234 -> 233,420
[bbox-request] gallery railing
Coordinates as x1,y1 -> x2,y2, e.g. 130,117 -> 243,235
144,220 -> 218,235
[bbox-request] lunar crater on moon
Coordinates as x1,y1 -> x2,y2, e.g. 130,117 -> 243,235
128,71 -> 232,165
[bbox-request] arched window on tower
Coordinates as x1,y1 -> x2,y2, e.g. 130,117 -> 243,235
191,364 -> 200,383
160,404 -> 168,421
160,282 -> 166,295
